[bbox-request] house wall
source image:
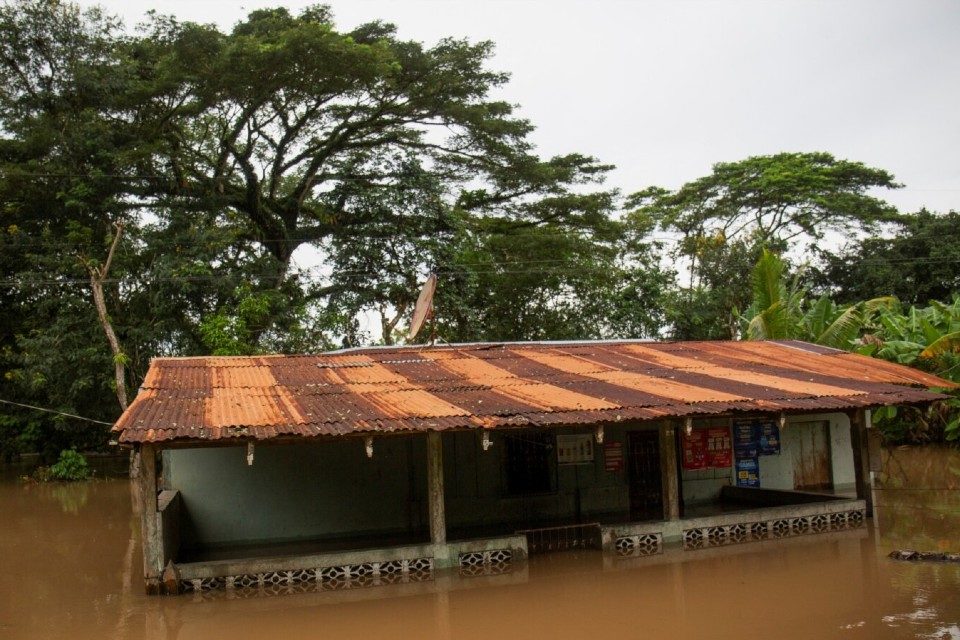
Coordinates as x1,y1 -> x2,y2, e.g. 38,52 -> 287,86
679,412 -> 856,506
442,424 -> 642,535
163,437 -> 429,551
758,413 -> 855,492
680,417 -> 734,505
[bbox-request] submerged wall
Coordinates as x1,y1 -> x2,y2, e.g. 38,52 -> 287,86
679,412 -> 856,506
442,424 -> 640,535
163,438 -> 429,550
759,413 -> 855,492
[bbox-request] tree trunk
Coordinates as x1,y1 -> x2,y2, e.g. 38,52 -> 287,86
85,224 -> 138,477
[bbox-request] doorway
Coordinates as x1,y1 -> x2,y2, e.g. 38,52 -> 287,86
791,421 -> 834,491
627,431 -> 664,521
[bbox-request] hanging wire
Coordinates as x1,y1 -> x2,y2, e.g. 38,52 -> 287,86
0,398 -> 114,426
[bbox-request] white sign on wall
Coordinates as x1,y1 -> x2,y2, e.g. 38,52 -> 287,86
556,434 -> 595,465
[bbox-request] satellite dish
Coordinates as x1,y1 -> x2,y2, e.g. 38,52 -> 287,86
407,273 -> 437,342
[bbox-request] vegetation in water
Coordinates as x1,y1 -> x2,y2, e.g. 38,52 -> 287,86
33,449 -> 92,482
0,0 -> 957,457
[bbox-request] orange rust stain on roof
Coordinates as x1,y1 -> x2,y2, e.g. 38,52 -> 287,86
424,351 -> 618,411
518,349 -> 745,403
205,387 -> 286,427
509,350 -> 612,375
361,389 -> 470,419
425,352 -> 519,381
592,371 -> 745,403
623,344 -> 865,397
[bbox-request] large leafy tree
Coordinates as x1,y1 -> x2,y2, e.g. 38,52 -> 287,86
630,152 -> 901,339
816,209 -> 960,305
134,7 -> 611,286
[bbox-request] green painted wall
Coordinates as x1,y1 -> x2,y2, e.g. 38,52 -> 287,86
164,438 -> 428,551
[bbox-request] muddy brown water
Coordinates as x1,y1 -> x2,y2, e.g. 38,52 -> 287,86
1,446 -> 958,640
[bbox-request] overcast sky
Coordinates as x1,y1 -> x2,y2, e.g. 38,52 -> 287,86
80,0 -> 960,215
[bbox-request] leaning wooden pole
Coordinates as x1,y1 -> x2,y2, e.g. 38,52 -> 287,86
84,223 -> 138,477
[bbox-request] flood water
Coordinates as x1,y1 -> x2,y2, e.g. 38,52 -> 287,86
1,446 -> 958,640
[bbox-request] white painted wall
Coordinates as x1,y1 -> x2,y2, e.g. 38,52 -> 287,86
757,413 -> 855,492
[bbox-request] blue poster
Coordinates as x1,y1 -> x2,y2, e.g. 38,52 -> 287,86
733,419 -> 758,458
756,420 -> 781,456
736,456 -> 760,487
733,417 -> 781,457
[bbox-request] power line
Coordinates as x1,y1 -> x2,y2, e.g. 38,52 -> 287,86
0,398 -> 114,426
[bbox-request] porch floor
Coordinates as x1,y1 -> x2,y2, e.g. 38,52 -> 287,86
178,530 -> 431,563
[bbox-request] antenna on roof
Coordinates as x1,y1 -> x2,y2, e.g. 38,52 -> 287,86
407,273 -> 437,344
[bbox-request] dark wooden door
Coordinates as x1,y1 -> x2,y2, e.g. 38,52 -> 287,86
627,431 -> 663,521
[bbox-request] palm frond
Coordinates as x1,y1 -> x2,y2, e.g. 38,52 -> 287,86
920,331 -> 960,358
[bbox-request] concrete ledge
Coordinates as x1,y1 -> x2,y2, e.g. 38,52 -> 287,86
601,498 -> 866,547
176,534 -> 527,581
445,535 -> 528,565
177,543 -> 433,580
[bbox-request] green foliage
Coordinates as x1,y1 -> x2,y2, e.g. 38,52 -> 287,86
816,209 -> 960,305
738,249 -> 896,348
37,449 -> 92,482
631,152 -> 899,339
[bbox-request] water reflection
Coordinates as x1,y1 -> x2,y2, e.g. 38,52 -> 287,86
0,446 -> 957,640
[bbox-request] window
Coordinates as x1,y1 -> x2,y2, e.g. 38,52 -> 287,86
505,431 -> 554,495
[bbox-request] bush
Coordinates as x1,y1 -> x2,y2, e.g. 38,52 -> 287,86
43,449 -> 92,482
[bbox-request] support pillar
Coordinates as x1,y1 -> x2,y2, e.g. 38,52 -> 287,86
426,431 -> 447,555
660,422 -> 681,521
138,444 -> 163,593
849,409 -> 873,517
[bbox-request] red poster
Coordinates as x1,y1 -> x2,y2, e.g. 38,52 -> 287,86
706,427 -> 732,468
604,441 -> 624,472
681,428 -> 708,470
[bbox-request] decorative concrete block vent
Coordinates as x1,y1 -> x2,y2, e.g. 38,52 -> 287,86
614,533 -> 663,558
180,557 -> 435,595
457,549 -> 514,577
682,509 -> 866,550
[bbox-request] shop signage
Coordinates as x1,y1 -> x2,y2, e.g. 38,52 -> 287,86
603,441 -> 624,472
733,417 -> 781,457
736,456 -> 760,487
557,434 -> 594,465
706,427 -> 732,468
681,428 -> 707,470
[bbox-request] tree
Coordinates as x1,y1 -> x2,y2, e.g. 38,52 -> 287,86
815,209 -> 960,305
134,7 -> 612,293
630,152 -> 902,339
739,249 -> 895,348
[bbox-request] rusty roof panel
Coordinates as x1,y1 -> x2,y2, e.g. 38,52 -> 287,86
114,340 -> 956,444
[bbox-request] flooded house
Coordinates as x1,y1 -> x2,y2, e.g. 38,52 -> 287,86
111,340 -> 955,594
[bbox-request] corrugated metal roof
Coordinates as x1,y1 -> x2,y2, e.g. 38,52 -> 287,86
113,340 -> 956,444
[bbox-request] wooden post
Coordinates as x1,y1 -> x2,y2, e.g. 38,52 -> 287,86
660,422 -> 681,521
138,444 -> 162,593
427,432 -> 447,546
848,409 -> 873,517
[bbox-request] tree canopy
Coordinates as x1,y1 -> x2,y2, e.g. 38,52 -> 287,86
0,1 -> 958,458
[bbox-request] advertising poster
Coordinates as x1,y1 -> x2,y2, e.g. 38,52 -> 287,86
681,428 -> 708,470
557,434 -> 594,465
733,419 -> 758,458
756,420 -> 781,456
603,441 -> 624,472
705,427 -> 732,468
732,417 -> 781,457
736,456 -> 760,487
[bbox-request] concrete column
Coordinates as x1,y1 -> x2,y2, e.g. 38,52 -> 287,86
660,422 -> 681,521
848,409 -> 873,517
427,431 -> 447,546
138,444 -> 163,593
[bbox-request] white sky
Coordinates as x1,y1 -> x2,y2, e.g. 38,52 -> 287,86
83,0 -> 960,214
